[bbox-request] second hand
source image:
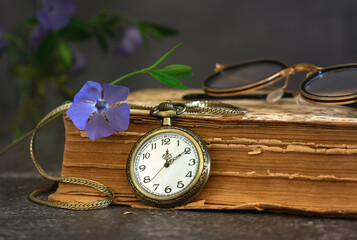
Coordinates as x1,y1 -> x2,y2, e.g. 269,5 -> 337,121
149,164 -> 166,183
149,149 -> 171,183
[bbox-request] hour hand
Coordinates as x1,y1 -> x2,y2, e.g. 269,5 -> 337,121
168,148 -> 189,166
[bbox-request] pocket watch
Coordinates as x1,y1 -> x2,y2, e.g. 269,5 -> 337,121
126,101 -> 210,208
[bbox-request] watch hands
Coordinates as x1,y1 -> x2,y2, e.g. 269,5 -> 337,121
168,148 -> 189,166
148,148 -> 189,183
149,149 -> 172,183
149,165 -> 166,183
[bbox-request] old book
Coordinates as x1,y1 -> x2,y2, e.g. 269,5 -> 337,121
49,89 -> 357,217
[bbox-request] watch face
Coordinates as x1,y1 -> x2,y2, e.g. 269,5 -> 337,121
127,126 -> 210,208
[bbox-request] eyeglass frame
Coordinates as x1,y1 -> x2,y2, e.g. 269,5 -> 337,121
202,59 -> 357,105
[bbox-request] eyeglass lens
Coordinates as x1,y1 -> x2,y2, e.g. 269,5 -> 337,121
303,67 -> 357,97
205,60 -> 286,89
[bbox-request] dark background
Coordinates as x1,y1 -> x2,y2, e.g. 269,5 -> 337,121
1,1 -> 357,239
1,0 -> 357,133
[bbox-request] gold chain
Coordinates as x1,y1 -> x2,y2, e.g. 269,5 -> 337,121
29,101 -> 246,210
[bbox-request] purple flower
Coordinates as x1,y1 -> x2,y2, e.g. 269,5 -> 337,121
114,26 -> 143,56
37,0 -> 76,31
67,81 -> 130,140
0,26 -> 8,52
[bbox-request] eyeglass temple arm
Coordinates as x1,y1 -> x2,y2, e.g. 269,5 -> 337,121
215,63 -> 230,72
214,62 -> 323,92
215,62 -> 322,73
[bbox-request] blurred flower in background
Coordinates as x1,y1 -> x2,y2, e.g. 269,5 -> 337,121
37,0 -> 76,31
30,0 -> 76,48
0,0 -> 178,134
114,26 -> 143,56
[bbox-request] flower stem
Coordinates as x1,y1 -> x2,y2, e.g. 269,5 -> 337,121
0,129 -> 35,155
107,9 -> 139,25
109,68 -> 148,85
0,110 -> 64,156
109,42 -> 183,85
147,42 -> 182,70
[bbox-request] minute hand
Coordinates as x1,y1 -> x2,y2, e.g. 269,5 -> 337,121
168,149 -> 187,166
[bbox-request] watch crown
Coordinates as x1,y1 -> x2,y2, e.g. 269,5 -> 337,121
158,101 -> 174,111
150,101 -> 186,122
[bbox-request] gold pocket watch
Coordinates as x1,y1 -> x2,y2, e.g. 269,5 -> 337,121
126,101 -> 210,208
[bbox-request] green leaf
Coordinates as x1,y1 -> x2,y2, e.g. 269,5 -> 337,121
9,64 -> 47,80
68,18 -> 87,28
148,42 -> 183,70
15,127 -> 21,140
26,17 -> 38,26
58,41 -> 72,69
109,43 -> 190,86
104,27 -> 116,38
90,9 -> 110,24
159,64 -> 193,78
151,23 -> 178,36
167,71 -> 193,79
139,22 -> 164,40
95,32 -> 108,53
59,26 -> 92,42
160,64 -> 192,74
103,17 -> 120,27
139,28 -> 150,51
139,22 -> 178,38
150,70 -> 188,90
35,33 -> 57,64
89,10 -> 120,31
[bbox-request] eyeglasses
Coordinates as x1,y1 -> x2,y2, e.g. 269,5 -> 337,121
195,59 -> 357,106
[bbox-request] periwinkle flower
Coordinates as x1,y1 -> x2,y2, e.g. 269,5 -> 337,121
67,81 -> 130,140
37,0 -> 76,31
114,26 -> 143,56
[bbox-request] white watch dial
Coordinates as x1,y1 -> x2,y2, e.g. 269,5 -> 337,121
133,131 -> 200,197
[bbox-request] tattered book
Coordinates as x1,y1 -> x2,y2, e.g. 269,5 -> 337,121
49,89 -> 357,218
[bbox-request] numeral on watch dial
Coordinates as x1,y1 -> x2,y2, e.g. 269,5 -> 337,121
135,132 -> 200,197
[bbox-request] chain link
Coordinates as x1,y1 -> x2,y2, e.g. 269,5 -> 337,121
185,101 -> 247,115
128,101 -> 247,115
29,100 -> 246,210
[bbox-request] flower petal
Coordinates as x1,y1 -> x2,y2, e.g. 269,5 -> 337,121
113,26 -> 142,56
126,26 -> 143,48
102,84 -> 129,104
114,37 -> 135,56
36,9 -> 51,30
74,81 -> 101,103
105,103 -> 130,131
66,101 -> 94,130
42,0 -> 76,30
85,111 -> 115,140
